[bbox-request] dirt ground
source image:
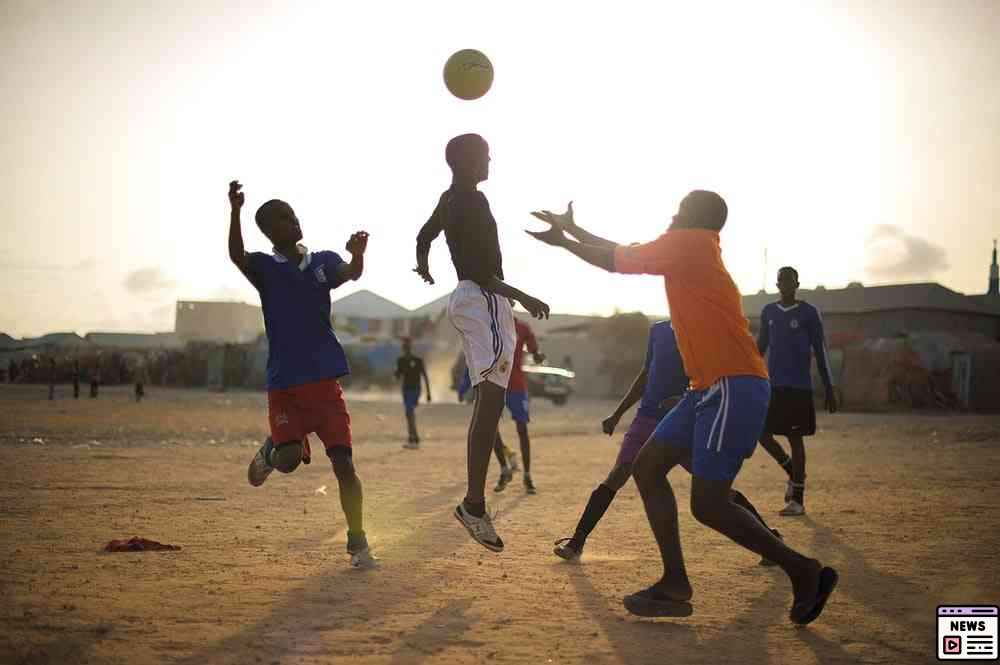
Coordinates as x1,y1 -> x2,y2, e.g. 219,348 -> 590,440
1,384 -> 999,665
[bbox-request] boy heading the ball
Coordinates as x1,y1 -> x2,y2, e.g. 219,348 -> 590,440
414,134 -> 550,552
228,180 -> 376,569
529,193 -> 837,624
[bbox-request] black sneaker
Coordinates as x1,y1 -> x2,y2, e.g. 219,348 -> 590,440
553,537 -> 582,562
524,474 -> 537,495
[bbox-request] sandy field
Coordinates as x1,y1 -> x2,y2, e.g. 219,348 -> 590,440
1,384 -> 999,665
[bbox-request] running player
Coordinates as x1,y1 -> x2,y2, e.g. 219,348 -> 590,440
529,194 -> 837,624
414,134 -> 550,552
492,317 -> 545,494
396,337 -> 431,449
229,180 -> 376,568
553,320 -> 781,566
757,267 -> 837,516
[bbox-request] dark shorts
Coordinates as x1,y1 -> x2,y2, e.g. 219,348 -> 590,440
505,390 -> 529,423
403,386 -> 421,413
763,387 -> 816,437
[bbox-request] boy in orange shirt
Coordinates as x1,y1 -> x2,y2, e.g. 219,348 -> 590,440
529,192 -> 837,625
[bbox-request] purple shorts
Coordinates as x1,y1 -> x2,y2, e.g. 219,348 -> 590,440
616,414 -> 659,466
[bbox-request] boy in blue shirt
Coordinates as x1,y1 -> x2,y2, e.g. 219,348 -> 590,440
228,180 -> 376,568
554,321 -> 781,565
757,267 -> 838,516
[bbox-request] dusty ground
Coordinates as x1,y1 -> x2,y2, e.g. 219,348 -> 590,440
1,384 -> 999,665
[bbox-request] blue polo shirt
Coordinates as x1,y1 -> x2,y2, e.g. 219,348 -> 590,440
758,301 -> 833,391
245,246 -> 351,390
637,321 -> 689,419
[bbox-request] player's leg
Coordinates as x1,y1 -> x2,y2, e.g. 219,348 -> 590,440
506,392 -> 534,493
403,387 -> 420,448
781,433 -> 807,515
249,386 -> 307,486
448,283 -> 515,552
758,433 -> 793,477
313,380 -> 375,567
625,397 -> 701,616
554,414 -> 658,561
554,461 -> 631,561
686,377 -> 837,624
493,431 -> 513,492
729,488 -> 783,566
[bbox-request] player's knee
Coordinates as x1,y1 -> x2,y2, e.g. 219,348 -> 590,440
271,441 -> 303,473
632,450 -> 660,490
328,447 -> 356,480
690,490 -> 726,527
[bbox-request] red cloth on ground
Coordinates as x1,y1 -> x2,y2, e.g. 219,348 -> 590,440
103,537 -> 181,552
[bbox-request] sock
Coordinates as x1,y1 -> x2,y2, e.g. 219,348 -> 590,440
791,482 -> 805,505
572,484 -> 617,546
463,498 -> 486,518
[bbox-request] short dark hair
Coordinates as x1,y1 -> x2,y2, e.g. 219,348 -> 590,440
255,199 -> 288,231
678,190 -> 728,231
778,266 -> 799,281
445,133 -> 487,171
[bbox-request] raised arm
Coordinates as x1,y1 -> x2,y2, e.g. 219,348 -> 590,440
338,231 -> 369,281
526,226 -> 617,272
228,180 -> 256,283
531,202 -> 618,250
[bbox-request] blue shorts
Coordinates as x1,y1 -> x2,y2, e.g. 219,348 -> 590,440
652,376 -> 770,482
505,391 -> 530,423
403,387 -> 421,414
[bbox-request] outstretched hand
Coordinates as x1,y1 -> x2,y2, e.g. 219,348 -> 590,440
228,180 -> 244,209
530,201 -> 575,230
518,294 -> 550,320
525,226 -> 568,247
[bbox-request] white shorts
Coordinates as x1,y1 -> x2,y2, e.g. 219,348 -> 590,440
448,281 -> 516,389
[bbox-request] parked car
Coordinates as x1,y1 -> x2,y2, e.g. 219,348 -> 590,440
523,364 -> 575,405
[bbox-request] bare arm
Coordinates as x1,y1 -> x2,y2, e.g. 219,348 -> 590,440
414,193 -> 447,284
527,227 -> 617,272
227,180 -> 255,282
479,276 -> 550,320
337,232 -> 368,281
757,308 -> 770,355
531,202 -> 618,250
602,369 -> 648,435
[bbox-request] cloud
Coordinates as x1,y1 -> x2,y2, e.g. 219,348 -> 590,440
865,224 -> 949,281
124,267 -> 174,295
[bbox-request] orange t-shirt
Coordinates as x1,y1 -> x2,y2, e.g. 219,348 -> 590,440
614,228 -> 768,390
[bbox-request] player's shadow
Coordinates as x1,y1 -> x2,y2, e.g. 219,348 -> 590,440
794,515 -> 930,662
387,598 -> 478,664
175,482 -> 470,665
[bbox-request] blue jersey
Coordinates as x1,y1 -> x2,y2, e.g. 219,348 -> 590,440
758,301 -> 832,391
637,321 -> 689,419
245,248 -> 351,390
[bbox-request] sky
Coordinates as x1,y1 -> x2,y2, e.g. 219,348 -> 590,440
2,0 -> 998,338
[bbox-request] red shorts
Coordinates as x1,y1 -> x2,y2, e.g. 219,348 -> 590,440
267,379 -> 352,459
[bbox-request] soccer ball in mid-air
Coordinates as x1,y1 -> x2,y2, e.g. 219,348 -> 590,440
443,49 -> 494,100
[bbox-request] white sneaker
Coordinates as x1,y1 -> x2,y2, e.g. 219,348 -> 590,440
350,547 -> 379,569
454,503 -> 504,552
247,440 -> 274,487
402,441 -> 420,450
779,500 -> 805,516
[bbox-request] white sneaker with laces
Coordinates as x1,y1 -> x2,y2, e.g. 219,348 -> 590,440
779,500 -> 805,516
454,503 -> 504,552
350,547 -> 379,569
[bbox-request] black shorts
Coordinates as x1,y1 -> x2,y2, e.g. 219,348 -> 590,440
763,387 -> 816,437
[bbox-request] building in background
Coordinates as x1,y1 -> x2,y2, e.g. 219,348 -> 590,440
174,301 -> 263,344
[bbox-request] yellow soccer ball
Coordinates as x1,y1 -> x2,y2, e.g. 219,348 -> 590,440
443,49 -> 494,100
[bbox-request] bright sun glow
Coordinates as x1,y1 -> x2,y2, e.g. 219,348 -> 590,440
1,0 -> 998,336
